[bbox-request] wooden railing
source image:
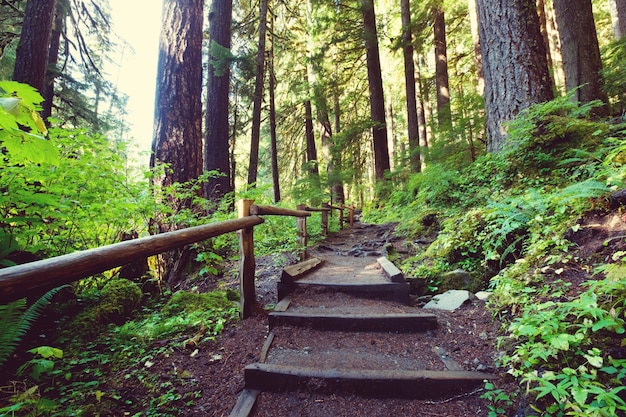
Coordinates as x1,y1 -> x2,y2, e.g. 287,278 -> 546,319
0,199 -> 357,318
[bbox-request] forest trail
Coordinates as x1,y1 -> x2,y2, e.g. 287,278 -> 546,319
228,222 -> 497,417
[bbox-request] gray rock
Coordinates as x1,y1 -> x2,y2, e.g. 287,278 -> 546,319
475,291 -> 492,301
423,290 -> 476,311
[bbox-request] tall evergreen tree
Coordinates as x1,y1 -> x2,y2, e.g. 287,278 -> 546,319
361,0 -> 390,181
400,0 -> 421,172
553,0 -> 608,114
433,5 -> 451,128
204,0 -> 234,203
151,0 -> 204,191
247,0 -> 269,187
476,0 -> 553,152
12,0 -> 56,93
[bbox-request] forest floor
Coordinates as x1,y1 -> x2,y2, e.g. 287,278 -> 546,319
162,208 -> 626,417
3,210 -> 624,416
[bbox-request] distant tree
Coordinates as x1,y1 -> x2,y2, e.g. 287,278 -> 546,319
475,0 -> 553,152
151,0 -> 204,192
268,11 -> 280,203
610,0 -> 626,39
400,0 -> 421,172
433,6 -> 451,128
552,0 -> 608,114
204,0 -> 234,203
247,0 -> 269,187
12,0 -> 56,93
361,0 -> 390,181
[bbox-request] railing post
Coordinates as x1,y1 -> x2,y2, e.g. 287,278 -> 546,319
238,199 -> 256,319
296,204 -> 307,260
340,204 -> 345,229
348,205 -> 355,228
321,202 -> 329,236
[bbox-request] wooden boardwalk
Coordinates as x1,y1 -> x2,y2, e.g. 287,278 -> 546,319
230,244 -> 494,416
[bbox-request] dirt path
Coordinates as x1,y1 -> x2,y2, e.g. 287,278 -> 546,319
169,222 -> 501,417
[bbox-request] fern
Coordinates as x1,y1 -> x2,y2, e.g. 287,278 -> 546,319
0,285 -> 68,368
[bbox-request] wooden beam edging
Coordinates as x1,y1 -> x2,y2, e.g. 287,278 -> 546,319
249,204 -> 310,217
0,216 -> 264,303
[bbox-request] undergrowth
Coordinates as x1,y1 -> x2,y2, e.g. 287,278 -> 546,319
365,95 -> 626,416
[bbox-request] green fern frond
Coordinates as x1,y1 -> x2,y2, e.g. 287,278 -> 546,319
0,285 -> 69,368
0,298 -> 28,367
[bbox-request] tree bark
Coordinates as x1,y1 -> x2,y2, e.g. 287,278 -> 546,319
476,0 -> 554,152
151,0 -> 204,190
247,0 -> 269,187
433,6 -> 451,128
204,0 -> 234,203
361,0 -> 390,182
552,0 -> 608,114
13,0 -> 56,93
150,0 -> 204,285
400,0 -> 421,172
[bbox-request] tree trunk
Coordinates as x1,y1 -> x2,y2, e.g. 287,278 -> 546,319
400,0 -> 421,172
467,0 -> 484,95
610,0 -> 626,39
553,0 -> 608,114
247,0 -> 269,187
536,0 -> 555,90
304,98 -> 321,191
268,17 -> 280,203
204,0 -> 234,203
433,6 -> 451,128
42,1 -> 64,121
13,0 -> 56,93
151,0 -> 203,190
476,0 -> 554,152
361,0 -> 390,182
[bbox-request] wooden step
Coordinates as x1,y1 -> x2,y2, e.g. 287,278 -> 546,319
278,280 -> 410,303
268,311 -> 437,332
244,363 -> 493,399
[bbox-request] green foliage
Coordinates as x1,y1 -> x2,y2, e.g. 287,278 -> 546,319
501,277 -> 626,416
17,346 -> 64,381
0,286 -> 68,368
481,381 -> 516,417
114,290 -> 238,343
0,82 -> 154,268
601,37 -> 626,112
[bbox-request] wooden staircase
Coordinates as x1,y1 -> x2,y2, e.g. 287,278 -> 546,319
230,254 -> 494,416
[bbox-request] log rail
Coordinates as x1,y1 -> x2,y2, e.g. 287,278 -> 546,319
0,199 -> 357,318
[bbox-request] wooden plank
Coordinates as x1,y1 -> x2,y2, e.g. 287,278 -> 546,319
228,389 -> 261,417
273,296 -> 292,312
244,363 -> 494,399
0,215 -> 264,303
377,256 -> 404,283
268,311 -> 438,332
281,258 -> 323,282
432,346 -> 465,371
259,332 -> 275,363
249,204 -> 311,217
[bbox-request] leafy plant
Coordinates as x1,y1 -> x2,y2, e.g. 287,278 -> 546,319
0,286 -> 68,368
501,278 -> 626,416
